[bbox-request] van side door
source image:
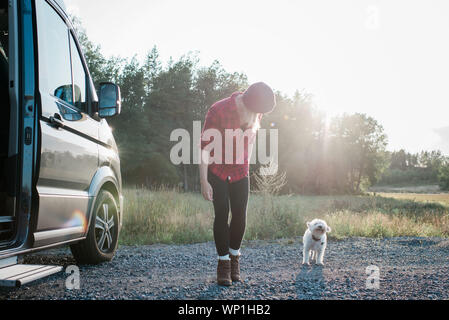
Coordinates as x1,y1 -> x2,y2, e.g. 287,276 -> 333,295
33,0 -> 99,247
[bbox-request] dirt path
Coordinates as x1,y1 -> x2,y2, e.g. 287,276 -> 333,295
1,237 -> 448,300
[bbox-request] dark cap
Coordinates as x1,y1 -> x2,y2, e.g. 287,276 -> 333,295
242,82 -> 276,114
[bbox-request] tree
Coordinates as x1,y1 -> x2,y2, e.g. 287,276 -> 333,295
438,162 -> 449,191
107,57 -> 157,183
144,55 -> 199,190
390,150 -> 408,170
419,150 -> 445,175
268,91 -> 328,194
194,60 -> 248,117
329,113 -> 388,193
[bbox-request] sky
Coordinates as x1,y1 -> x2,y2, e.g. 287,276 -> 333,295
67,0 -> 449,155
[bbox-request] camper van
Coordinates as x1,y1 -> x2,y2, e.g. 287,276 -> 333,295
0,0 -> 123,286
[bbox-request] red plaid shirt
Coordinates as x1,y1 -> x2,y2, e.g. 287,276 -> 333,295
200,92 -> 263,183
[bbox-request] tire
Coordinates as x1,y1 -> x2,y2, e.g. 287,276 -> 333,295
70,190 -> 120,265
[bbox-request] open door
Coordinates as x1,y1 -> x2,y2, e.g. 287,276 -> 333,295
0,0 -> 35,251
0,0 -> 17,245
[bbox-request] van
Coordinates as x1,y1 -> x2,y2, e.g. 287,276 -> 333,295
0,0 -> 123,270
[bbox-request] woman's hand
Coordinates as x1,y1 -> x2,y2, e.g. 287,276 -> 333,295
201,181 -> 214,202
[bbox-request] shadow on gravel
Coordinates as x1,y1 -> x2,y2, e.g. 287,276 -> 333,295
23,253 -> 76,266
196,282 -> 231,300
295,264 -> 326,300
0,287 -> 15,296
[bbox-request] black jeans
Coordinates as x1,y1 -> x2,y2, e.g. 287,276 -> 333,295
208,171 -> 249,257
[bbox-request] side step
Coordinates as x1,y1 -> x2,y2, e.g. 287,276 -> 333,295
0,257 -> 63,288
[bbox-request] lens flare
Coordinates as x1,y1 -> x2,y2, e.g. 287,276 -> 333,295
63,210 -> 88,232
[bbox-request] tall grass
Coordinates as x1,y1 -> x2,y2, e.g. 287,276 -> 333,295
120,188 -> 449,245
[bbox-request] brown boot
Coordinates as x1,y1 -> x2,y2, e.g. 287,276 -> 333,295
230,255 -> 242,282
217,259 -> 232,286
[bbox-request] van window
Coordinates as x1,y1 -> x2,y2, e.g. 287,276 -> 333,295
36,0 -> 73,106
70,34 -> 86,111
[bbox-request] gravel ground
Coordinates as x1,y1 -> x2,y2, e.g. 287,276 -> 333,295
1,237 -> 449,300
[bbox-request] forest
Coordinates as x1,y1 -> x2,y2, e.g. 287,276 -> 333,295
72,17 -> 449,194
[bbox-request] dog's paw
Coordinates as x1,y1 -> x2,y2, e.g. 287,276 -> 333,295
316,262 -> 324,266
302,262 -> 310,266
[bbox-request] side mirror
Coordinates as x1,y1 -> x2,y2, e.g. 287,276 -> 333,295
98,82 -> 121,118
54,84 -> 73,104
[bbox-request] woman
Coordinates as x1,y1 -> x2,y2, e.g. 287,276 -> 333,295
199,82 -> 276,286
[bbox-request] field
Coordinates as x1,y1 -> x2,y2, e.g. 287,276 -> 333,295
119,187 -> 449,245
375,192 -> 449,206
369,184 -> 443,194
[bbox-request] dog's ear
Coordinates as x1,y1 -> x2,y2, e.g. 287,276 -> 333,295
307,222 -> 311,228
327,226 -> 332,233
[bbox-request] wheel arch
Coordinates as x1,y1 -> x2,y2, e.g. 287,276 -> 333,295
101,181 -> 120,207
86,167 -> 122,236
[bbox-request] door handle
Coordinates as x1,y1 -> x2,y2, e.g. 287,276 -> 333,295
49,114 -> 65,129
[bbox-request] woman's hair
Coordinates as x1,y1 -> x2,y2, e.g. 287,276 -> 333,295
251,112 -> 261,132
237,93 -> 261,133
244,110 -> 261,133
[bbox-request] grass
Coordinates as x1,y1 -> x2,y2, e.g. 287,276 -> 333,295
370,184 -> 442,194
119,187 -> 449,245
375,192 -> 449,206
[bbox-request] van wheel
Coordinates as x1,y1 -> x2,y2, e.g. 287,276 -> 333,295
70,190 -> 119,265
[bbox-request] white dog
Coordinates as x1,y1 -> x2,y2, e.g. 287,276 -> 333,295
302,219 -> 331,266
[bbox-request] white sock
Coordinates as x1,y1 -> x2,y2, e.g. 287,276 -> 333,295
229,248 -> 240,256
219,254 -> 230,261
